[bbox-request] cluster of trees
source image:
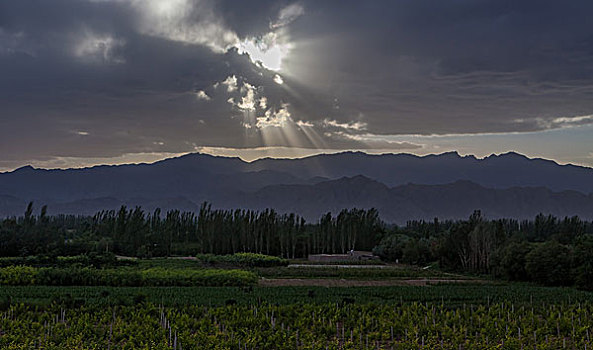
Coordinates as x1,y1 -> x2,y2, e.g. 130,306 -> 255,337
4,202 -> 593,289
0,203 -> 383,259
374,211 -> 593,289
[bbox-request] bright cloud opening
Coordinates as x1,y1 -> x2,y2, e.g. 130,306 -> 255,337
273,74 -> 284,85
256,105 -> 291,129
237,83 -> 257,111
220,75 -> 238,92
237,32 -> 291,71
323,119 -> 368,131
133,0 -> 238,53
196,90 -> 210,100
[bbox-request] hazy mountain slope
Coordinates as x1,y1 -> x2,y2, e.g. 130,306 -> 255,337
0,154 -> 307,203
1,151 -> 593,221
238,177 -> 593,223
0,195 -> 27,217
2,176 -> 592,223
248,151 -> 593,193
235,175 -> 395,219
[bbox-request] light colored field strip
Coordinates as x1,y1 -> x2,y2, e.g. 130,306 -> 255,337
259,278 -> 487,287
288,264 -> 392,269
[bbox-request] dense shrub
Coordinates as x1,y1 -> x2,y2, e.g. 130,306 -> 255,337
372,234 -> 409,262
525,241 -> 573,286
402,239 -> 432,265
0,256 -> 54,267
492,241 -> 533,281
140,268 -> 257,286
573,235 -> 593,291
0,253 -> 134,268
0,267 -> 257,287
228,253 -> 289,267
0,266 -> 37,285
195,253 -> 289,267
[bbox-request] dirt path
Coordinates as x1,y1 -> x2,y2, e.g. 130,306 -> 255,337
288,264 -> 391,269
259,278 -> 486,287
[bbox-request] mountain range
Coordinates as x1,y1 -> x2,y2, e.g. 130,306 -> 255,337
1,151 -> 592,223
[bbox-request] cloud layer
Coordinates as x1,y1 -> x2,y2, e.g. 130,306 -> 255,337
1,0 -> 593,170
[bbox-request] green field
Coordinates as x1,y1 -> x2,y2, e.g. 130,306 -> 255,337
136,257 -> 453,280
1,256 -> 593,349
2,298 -> 593,349
1,283 -> 592,307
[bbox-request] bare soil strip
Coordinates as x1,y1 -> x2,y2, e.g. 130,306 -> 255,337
259,278 -> 487,287
287,264 -> 390,269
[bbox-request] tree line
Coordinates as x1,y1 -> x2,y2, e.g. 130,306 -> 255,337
373,210 -> 593,290
0,202 -> 382,258
3,203 -> 593,289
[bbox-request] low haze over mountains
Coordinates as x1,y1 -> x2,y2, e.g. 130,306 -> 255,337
1,152 -> 592,223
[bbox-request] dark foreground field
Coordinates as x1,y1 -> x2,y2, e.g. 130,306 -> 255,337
3,299 -> 593,349
2,258 -> 593,349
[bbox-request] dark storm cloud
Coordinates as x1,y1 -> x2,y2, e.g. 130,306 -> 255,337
1,0 -> 593,169
0,0 -> 274,163
284,0 -> 593,135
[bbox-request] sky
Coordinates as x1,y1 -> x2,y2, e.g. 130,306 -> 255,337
1,0 -> 593,171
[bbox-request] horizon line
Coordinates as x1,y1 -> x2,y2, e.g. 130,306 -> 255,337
2,148 -> 590,174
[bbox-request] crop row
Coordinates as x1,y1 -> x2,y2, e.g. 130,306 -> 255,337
2,284 -> 593,308
2,302 -> 593,349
